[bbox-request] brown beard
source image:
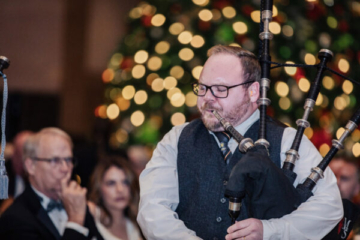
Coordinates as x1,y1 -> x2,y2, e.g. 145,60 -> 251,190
198,94 -> 251,131
198,102 -> 223,131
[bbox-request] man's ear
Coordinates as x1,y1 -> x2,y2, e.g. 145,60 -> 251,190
24,158 -> 35,176
248,81 -> 260,103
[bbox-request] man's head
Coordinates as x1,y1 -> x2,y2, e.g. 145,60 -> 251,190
329,155 -> 360,200
12,130 -> 34,177
196,45 -> 261,131
23,128 -> 74,200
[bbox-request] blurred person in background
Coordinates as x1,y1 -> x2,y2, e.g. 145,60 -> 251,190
0,127 -> 103,240
329,154 -> 360,240
88,156 -> 142,240
0,130 -> 33,214
127,145 -> 151,178
329,155 -> 360,204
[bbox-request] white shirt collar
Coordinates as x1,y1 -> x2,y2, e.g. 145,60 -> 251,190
233,109 -> 260,136
31,185 -> 54,210
210,109 -> 259,152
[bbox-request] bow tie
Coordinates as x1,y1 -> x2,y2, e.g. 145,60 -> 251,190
46,200 -> 64,212
35,192 -> 64,212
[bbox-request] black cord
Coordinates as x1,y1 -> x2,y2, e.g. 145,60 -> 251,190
258,59 -> 360,87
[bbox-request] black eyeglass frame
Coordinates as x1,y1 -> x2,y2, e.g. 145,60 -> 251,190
31,156 -> 77,167
192,81 -> 255,98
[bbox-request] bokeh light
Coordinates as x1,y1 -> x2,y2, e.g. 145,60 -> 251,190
233,22 -> 248,34
250,11 -> 261,23
167,87 -> 181,99
102,69 -> 114,83
284,62 -> 297,75
170,66 -> 185,79
192,0 -> 209,6
222,6 -> 236,19
134,50 -> 149,64
352,142 -> 360,157
132,65 -> 146,79
151,78 -> 164,92
151,14 -> 166,27
298,78 -> 311,92
315,93 -> 323,106
342,80 -> 353,94
279,97 -> 291,110
107,103 -> 120,120
336,127 -> 345,140
116,97 -> 131,111
185,91 -> 197,107
169,22 -> 185,35
269,22 -> 281,34
179,48 -> 194,61
322,76 -> 335,90
192,66 -> 203,80
275,81 -> 289,97
178,31 -> 193,44
130,111 -> 145,127
319,143 -> 330,157
304,53 -> 316,65
191,35 -> 205,48
304,127 -> 313,139
134,90 -> 148,105
282,25 -> 294,37
155,41 -> 170,54
122,85 -> 136,100
170,92 -> 186,107
198,9 -> 213,21
115,129 -> 128,144
171,112 -> 186,126
334,96 -> 347,110
147,56 -> 162,71
164,76 -> 178,90
338,59 -> 350,73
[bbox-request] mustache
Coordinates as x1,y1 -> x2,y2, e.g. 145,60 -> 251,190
200,102 -> 222,112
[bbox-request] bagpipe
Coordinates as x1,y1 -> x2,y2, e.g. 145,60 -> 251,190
214,0 -> 360,239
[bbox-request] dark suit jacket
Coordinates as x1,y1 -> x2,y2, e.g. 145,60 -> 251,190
0,185 -> 104,240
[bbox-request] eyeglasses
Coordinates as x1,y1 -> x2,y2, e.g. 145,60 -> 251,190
31,157 -> 77,168
192,81 -> 254,98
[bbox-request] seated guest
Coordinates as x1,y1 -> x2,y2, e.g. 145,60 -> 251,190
88,156 -> 142,240
329,154 -> 360,203
329,154 -> 360,239
0,130 -> 33,214
0,127 -> 103,240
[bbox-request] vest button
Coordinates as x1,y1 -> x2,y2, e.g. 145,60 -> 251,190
216,217 -> 222,222
220,198 -> 226,203
223,180 -> 228,185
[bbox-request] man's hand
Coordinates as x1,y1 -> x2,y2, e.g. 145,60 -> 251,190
225,218 -> 263,240
58,172 -> 87,225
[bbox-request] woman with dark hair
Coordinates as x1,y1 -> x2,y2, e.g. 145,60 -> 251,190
88,156 -> 142,240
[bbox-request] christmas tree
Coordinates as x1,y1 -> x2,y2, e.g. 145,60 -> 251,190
96,0 -> 360,157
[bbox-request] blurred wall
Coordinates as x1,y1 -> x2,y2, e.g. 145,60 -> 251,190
0,0 -> 137,139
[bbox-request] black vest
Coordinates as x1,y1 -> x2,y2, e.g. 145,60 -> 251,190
176,117 -> 286,240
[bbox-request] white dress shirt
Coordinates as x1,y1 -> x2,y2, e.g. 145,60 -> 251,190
31,186 -> 89,237
137,109 -> 343,240
14,175 -> 25,198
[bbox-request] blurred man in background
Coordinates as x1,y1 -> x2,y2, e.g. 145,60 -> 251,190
0,127 -> 103,240
329,155 -> 360,203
